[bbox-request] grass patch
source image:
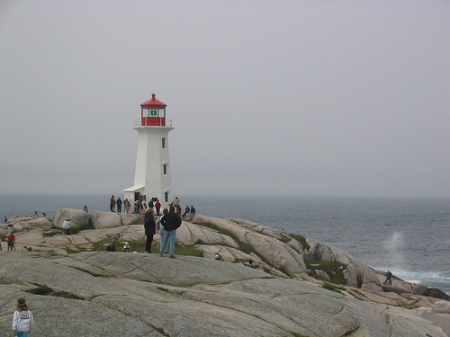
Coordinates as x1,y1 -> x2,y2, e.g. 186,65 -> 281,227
321,282 -> 345,294
91,239 -> 115,252
174,245 -> 204,257
306,260 -> 347,285
90,239 -> 204,257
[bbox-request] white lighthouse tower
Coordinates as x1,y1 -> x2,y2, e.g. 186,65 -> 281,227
124,93 -> 174,209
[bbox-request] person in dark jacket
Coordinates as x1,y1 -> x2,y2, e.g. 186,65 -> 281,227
144,208 -> 156,253
159,206 -> 182,258
106,242 -> 116,251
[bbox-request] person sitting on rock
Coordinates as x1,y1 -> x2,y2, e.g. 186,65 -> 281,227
106,242 -> 116,251
122,242 -> 131,252
245,259 -> 256,268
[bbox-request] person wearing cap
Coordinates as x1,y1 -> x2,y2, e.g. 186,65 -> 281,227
12,297 -> 34,336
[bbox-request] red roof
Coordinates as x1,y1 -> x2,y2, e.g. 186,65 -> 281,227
140,93 -> 167,108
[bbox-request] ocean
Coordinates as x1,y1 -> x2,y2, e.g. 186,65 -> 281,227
1,193 -> 449,295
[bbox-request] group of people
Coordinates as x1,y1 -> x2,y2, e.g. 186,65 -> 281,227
144,205 -> 182,258
110,195 -> 132,213
134,198 -> 162,215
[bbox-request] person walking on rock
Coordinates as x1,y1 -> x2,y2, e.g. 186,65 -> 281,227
12,297 -> 34,337
144,208 -> 156,253
160,206 -> 182,258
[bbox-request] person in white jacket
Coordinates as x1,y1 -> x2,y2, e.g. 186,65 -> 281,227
12,298 -> 34,337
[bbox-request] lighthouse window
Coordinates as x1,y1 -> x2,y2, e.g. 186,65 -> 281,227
162,138 -> 166,148
151,110 -> 157,116
142,108 -> 149,117
163,164 -> 167,175
165,192 -> 169,203
159,109 -> 165,117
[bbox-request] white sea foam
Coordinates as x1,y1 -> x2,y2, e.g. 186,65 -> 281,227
383,231 -> 406,267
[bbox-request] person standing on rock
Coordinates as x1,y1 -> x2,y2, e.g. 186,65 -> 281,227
7,232 -> 16,251
189,205 -> 196,221
134,199 -> 139,214
144,208 -> 156,253
12,297 -> 34,337
116,197 -> 122,213
62,219 -> 71,235
155,200 -> 161,215
160,206 -> 182,258
158,208 -> 168,254
110,195 -> 116,212
384,270 -> 393,285
141,200 -> 147,215
124,198 -> 130,213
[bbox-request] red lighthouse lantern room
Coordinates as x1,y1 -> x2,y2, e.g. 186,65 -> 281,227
140,93 -> 167,126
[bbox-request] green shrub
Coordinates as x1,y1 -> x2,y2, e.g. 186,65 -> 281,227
306,260 -> 347,285
287,233 -> 310,250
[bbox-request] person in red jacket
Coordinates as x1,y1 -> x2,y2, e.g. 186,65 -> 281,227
155,200 -> 161,216
8,232 -> 16,251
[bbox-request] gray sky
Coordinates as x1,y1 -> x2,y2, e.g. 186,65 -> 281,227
1,0 -> 449,198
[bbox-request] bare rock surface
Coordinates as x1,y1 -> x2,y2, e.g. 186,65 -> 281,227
0,253 -> 447,337
0,211 -> 449,336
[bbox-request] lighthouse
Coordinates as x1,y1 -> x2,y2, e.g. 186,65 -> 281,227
124,93 -> 174,209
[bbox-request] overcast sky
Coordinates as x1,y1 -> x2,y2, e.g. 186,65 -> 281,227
0,0 -> 449,198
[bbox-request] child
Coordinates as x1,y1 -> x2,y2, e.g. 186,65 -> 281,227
12,298 -> 34,336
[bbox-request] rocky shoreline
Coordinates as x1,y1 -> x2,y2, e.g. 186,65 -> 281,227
0,209 -> 449,336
